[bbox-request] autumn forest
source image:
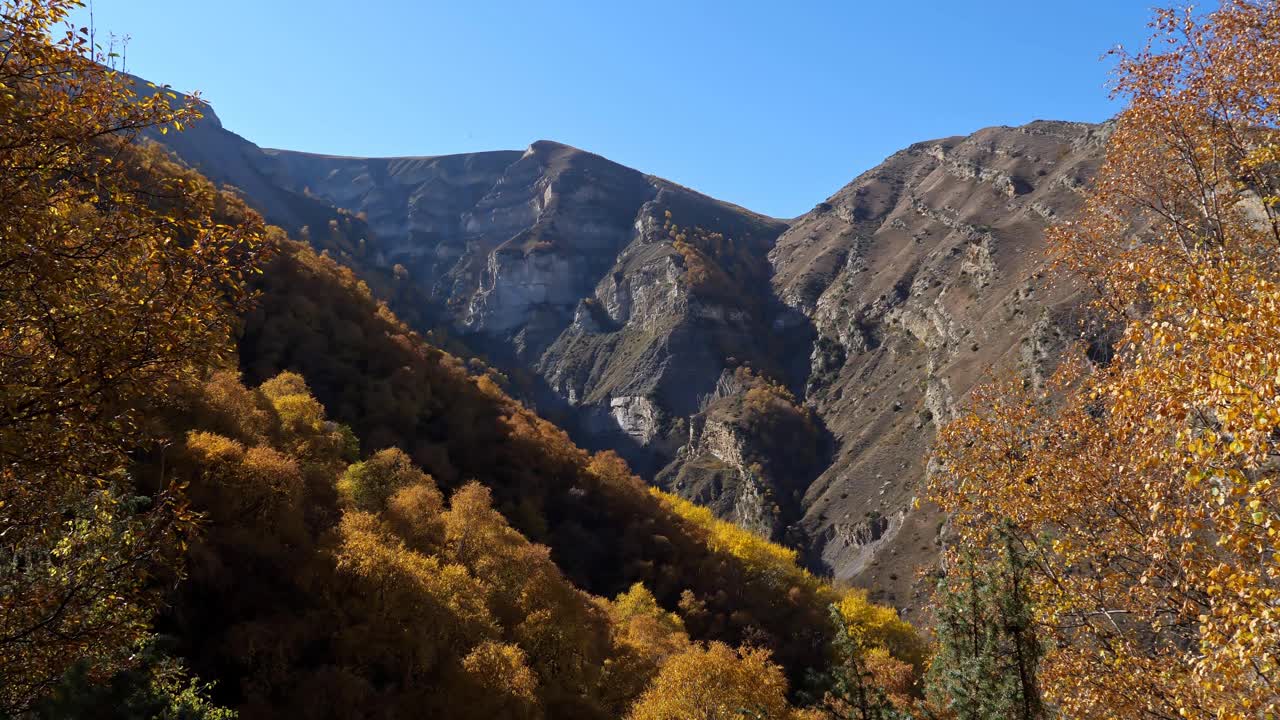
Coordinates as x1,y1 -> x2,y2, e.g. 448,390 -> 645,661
3,1 -> 1280,718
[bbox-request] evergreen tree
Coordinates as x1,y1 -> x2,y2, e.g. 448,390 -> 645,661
925,524 -> 1043,720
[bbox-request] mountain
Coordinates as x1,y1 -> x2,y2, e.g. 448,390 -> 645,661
14,69 -> 924,718
768,121 -> 1111,610
259,143 -> 798,474
164,121 -> 820,538
150,100 -> 1111,618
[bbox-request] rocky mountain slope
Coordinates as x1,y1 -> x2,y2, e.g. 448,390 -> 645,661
151,99 -> 1110,619
769,121 -> 1111,612
259,142 -> 799,479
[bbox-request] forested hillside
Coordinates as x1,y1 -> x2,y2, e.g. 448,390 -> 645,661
0,3 -> 921,718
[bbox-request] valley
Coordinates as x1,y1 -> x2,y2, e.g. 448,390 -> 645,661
151,94 -> 1110,619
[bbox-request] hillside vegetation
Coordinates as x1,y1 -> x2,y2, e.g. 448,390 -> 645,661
0,3 -> 919,718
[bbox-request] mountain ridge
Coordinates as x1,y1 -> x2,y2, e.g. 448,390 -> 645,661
147,90 -> 1109,619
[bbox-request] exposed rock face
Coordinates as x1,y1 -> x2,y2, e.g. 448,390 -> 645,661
656,370 -> 826,541
148,102 -> 791,484
153,103 -> 1112,620
263,141 -> 790,476
662,411 -> 781,537
263,142 -> 652,354
769,120 -> 1110,613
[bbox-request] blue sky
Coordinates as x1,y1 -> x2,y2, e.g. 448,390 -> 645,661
74,1 -> 1170,218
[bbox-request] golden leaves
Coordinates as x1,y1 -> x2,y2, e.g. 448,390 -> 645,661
337,447 -> 433,512
931,2 -> 1280,717
652,488 -> 813,591
0,1 -> 268,711
626,642 -> 794,720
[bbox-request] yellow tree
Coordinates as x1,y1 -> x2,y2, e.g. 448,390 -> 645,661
626,641 -> 803,720
332,511 -> 497,689
0,0 -> 265,711
931,2 -> 1280,717
441,481 -> 611,713
454,641 -> 543,720
598,583 -> 692,714
338,446 -> 433,512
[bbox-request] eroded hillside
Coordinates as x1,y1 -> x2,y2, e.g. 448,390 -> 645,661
770,121 -> 1111,612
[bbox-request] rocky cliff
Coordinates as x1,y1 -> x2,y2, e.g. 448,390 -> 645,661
261,142 -> 795,479
656,368 -> 825,543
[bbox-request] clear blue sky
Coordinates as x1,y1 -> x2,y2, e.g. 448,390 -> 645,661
74,1 -> 1173,218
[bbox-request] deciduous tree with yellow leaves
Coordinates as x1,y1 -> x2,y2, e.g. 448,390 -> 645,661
931,2 -> 1280,717
0,0 -> 265,712
626,641 -> 803,720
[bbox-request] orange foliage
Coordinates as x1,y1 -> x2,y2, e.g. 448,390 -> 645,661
626,642 -> 800,720
931,3 -> 1280,717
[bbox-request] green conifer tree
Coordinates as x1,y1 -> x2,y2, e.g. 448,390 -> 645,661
926,524 -> 1044,720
